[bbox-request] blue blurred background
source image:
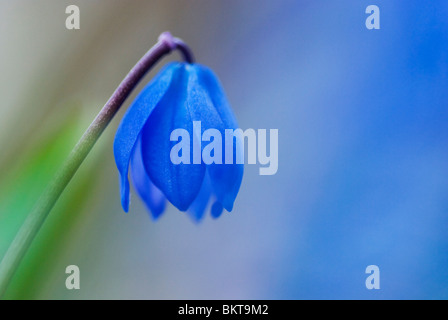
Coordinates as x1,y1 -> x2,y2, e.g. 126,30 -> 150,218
0,0 -> 447,299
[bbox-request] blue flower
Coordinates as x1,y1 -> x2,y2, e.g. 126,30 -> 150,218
114,62 -> 243,221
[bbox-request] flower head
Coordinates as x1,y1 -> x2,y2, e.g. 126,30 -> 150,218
114,62 -> 243,221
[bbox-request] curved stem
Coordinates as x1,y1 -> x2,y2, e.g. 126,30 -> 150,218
0,32 -> 193,298
173,38 -> 195,64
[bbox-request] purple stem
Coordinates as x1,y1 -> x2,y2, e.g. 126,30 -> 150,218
94,31 -> 194,138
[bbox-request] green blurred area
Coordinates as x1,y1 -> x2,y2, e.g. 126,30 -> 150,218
0,112 -> 82,258
0,110 -> 106,299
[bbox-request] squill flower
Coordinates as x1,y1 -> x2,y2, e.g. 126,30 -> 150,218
0,32 -> 241,296
114,62 -> 243,221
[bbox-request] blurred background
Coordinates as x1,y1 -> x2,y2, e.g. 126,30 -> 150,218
1,0 -> 448,299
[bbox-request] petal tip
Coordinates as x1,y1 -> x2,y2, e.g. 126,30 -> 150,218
211,201 -> 224,219
121,200 -> 129,213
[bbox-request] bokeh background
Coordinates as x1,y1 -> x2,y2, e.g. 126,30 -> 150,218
1,0 -> 448,299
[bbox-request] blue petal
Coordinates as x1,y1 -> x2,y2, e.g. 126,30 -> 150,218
211,201 -> 224,219
114,63 -> 180,212
130,136 -> 166,219
140,64 -> 207,211
195,64 -> 244,211
188,173 -> 212,222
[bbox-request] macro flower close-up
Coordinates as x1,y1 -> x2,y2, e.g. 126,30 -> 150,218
114,62 -> 244,221
2,1 -> 448,302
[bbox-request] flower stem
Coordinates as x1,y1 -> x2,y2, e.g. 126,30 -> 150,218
0,32 -> 193,298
